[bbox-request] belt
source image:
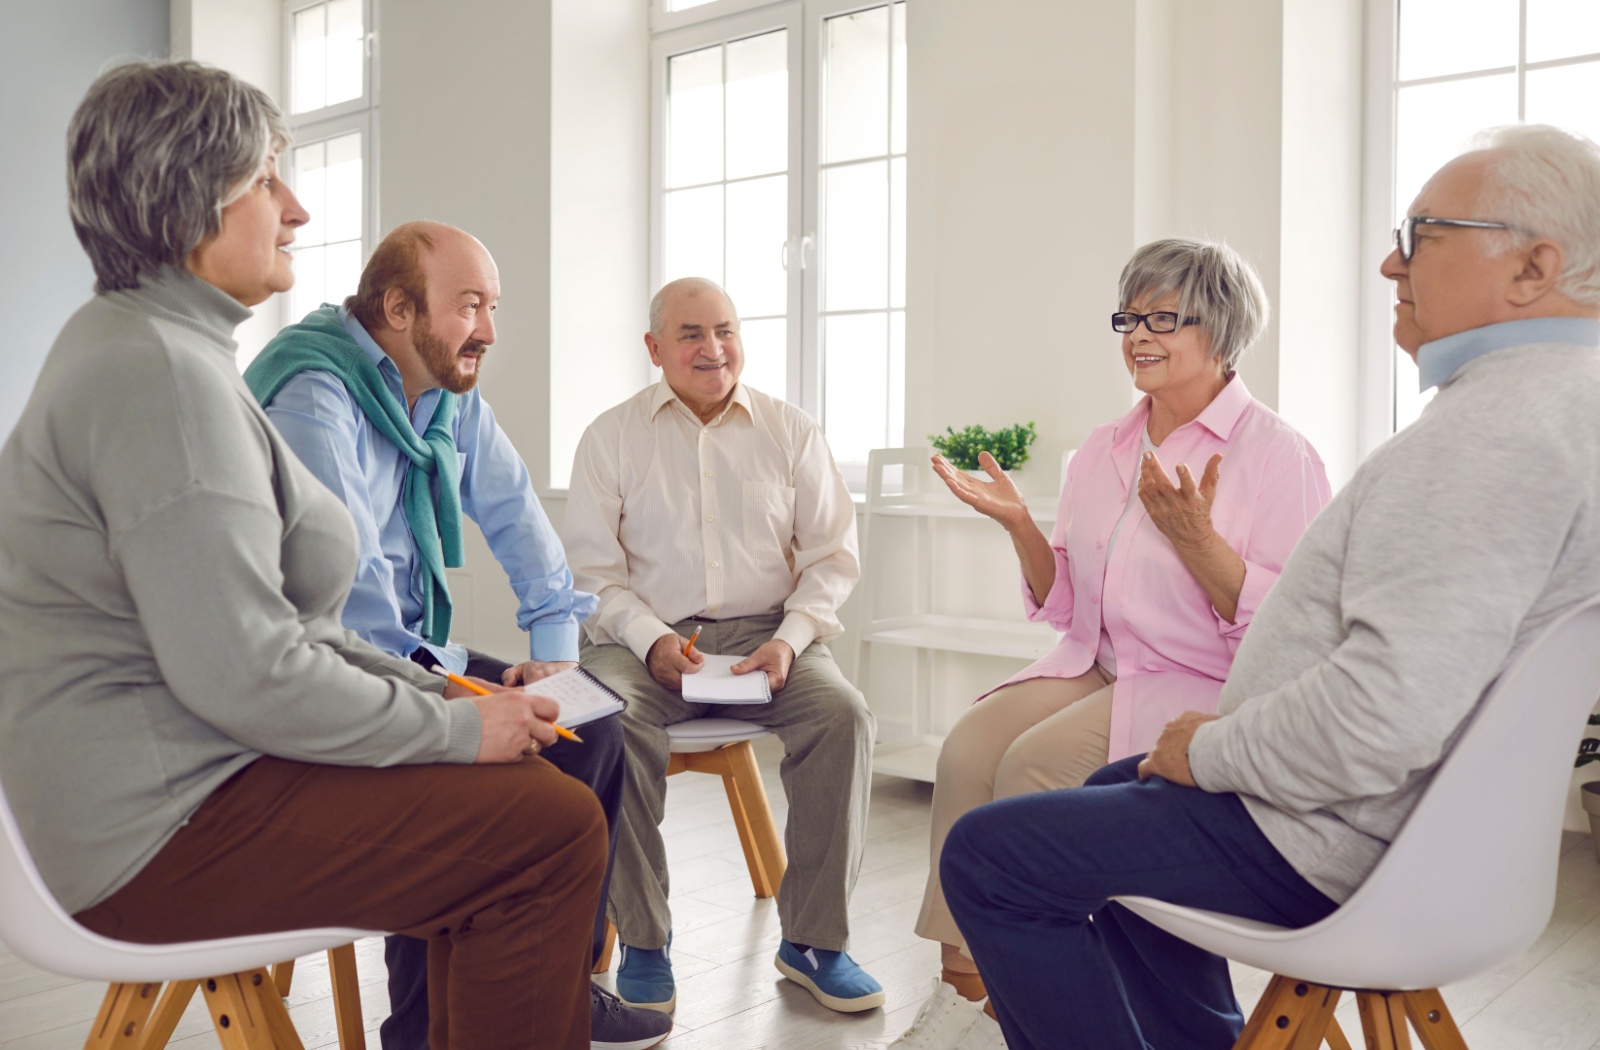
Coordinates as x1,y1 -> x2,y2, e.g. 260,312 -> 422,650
684,614 -> 722,623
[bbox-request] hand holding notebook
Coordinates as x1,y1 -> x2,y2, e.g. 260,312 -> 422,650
681,653 -> 772,704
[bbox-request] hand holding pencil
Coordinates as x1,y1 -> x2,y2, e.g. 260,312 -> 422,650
430,667 -> 583,761
645,628 -> 705,691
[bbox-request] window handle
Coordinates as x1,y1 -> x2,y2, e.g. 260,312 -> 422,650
782,234 -> 815,272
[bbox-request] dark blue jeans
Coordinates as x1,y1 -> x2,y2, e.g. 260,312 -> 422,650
381,650 -> 626,1050
941,756 -> 1339,1050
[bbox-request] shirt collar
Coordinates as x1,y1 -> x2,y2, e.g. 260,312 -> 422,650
1111,372 -> 1253,447
648,380 -> 752,424
1417,317 -> 1600,391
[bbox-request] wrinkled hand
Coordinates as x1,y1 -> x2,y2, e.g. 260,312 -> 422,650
731,639 -> 796,693
503,660 -> 577,687
469,683 -> 561,763
1136,711 -> 1220,786
1139,452 -> 1223,552
646,632 -> 704,691
932,452 -> 1031,532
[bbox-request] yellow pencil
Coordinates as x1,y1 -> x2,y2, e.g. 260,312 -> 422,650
682,625 -> 703,658
434,668 -> 583,743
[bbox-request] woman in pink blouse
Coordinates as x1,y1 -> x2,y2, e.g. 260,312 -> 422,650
892,239 -> 1332,1050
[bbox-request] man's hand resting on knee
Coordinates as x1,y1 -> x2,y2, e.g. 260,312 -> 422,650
732,639 -> 795,692
647,632 -> 705,691
503,660 -> 577,687
1136,711 -> 1219,786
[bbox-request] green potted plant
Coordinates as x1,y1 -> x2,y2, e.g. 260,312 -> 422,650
929,421 -> 1038,473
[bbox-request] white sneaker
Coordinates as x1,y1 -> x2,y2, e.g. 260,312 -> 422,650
886,977 -> 983,1049
953,1010 -> 1007,1049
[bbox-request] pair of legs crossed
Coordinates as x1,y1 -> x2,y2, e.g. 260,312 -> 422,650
75,754 -> 607,1050
381,649 -> 626,1050
915,667 -> 1115,991
581,613 -> 874,954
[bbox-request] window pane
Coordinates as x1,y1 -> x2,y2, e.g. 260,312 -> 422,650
1394,350 -> 1436,432
1527,0 -> 1600,62
890,157 -> 907,309
292,140 -> 328,248
738,317 -> 787,399
725,30 -> 787,180
292,4 -> 327,114
1526,62 -> 1600,145
825,6 -> 890,163
888,311 -> 905,448
891,2 -> 907,155
324,239 -> 363,311
669,46 -> 724,188
824,313 -> 889,463
665,184 -> 724,285
1397,0 -> 1518,80
1394,75 -> 1517,217
824,161 -> 889,312
289,244 -> 326,324
725,175 -> 787,318
324,132 -> 364,243
325,0 -> 364,108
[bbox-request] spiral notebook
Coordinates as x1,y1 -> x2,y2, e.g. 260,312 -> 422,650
681,654 -> 772,704
521,667 -> 627,727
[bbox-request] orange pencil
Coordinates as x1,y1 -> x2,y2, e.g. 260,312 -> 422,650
682,625 -> 703,657
432,667 -> 583,743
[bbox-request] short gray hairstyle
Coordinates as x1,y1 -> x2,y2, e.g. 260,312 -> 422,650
649,277 -> 738,336
1117,238 -> 1270,375
67,60 -> 290,293
1468,124 -> 1600,307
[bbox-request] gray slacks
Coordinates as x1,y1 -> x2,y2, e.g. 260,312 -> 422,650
580,612 -> 874,952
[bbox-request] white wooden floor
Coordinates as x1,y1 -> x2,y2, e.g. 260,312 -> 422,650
6,736 -> 1600,1048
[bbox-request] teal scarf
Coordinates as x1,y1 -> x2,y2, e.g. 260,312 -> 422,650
245,305 -> 462,646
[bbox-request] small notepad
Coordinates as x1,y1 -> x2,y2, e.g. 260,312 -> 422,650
681,654 -> 772,704
521,667 -> 627,727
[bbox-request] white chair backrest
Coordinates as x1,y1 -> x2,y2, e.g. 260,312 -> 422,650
1322,595 -> 1600,978
0,771 -> 108,976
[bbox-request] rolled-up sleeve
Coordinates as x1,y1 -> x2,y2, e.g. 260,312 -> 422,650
1023,460 -> 1078,629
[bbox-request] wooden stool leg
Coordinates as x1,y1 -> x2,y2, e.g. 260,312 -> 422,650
1402,989 -> 1468,1050
1356,991 -> 1414,1050
719,740 -> 786,899
595,917 -> 618,974
1233,975 -> 1335,1050
327,944 -> 367,1050
135,980 -> 200,1050
200,969 -> 292,1050
83,982 -> 162,1050
270,959 -> 295,999
1322,1015 -> 1355,1050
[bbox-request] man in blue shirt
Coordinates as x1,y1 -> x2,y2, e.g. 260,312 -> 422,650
248,221 -> 668,1050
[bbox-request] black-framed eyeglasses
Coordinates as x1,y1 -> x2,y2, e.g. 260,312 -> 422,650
1393,215 -> 1515,262
1111,311 -> 1202,334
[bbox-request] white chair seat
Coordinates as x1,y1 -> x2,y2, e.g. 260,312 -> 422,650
667,716 -> 772,754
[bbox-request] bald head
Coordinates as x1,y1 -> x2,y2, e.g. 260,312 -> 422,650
650,277 -> 737,337
347,221 -> 497,332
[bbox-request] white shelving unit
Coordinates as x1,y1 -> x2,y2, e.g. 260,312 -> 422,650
856,447 -> 1059,782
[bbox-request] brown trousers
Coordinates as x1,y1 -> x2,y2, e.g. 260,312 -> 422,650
74,755 -> 607,1050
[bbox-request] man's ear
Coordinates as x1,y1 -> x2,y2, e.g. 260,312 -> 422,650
381,287 -> 417,332
644,331 -> 663,368
1508,238 -> 1567,307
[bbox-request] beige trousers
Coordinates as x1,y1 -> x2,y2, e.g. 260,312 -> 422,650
914,667 -> 1115,952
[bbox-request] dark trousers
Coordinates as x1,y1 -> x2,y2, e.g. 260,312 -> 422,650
941,756 -> 1339,1050
382,648 -> 626,1050
76,755 -> 606,1050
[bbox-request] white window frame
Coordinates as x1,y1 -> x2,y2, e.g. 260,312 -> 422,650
651,0 -> 908,483
279,0 -> 381,325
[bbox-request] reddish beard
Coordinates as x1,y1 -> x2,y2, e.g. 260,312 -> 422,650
414,314 -> 487,394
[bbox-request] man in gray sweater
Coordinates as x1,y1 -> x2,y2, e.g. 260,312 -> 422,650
938,123 -> 1600,1050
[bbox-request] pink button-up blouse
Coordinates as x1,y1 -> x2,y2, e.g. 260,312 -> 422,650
988,374 -> 1331,761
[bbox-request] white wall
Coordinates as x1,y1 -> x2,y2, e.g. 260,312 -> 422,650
0,0 -> 169,443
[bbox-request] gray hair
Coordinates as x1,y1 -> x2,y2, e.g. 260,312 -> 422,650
649,277 -> 738,336
1117,238 -> 1270,375
67,60 -> 290,293
1468,124 -> 1600,308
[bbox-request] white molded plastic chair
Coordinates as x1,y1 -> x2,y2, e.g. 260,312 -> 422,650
1113,595 -> 1600,1050
596,718 -> 786,973
0,773 -> 378,1048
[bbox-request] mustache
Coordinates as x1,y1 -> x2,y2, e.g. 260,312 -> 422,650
459,340 -> 488,357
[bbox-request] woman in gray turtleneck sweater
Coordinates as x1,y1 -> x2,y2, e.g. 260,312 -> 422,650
0,61 -> 607,1049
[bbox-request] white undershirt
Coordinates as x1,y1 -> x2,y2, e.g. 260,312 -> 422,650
1094,426 -> 1157,677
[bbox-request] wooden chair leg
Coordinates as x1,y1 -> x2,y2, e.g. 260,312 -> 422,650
595,917 -> 618,974
135,980 -> 199,1050
1234,975 -> 1338,1050
83,982 -> 162,1049
270,959 -> 295,999
1356,991 -> 1414,1050
327,943 -> 367,1050
1322,1015 -> 1355,1050
1402,989 -> 1468,1050
200,970 -> 291,1050
718,740 -> 786,899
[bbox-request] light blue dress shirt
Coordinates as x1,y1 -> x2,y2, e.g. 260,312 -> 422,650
262,307 -> 597,674
1417,317 -> 1600,391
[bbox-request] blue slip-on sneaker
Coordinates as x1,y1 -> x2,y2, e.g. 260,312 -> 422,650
615,933 -> 675,1013
774,939 -> 886,1013
590,984 -> 673,1049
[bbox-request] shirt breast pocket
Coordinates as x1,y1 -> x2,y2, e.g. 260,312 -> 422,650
743,482 -> 796,565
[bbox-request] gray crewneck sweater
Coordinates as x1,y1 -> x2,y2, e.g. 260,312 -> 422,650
0,269 -> 481,913
1189,335 -> 1600,903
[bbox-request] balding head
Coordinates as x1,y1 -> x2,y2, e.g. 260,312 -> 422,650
650,277 -> 737,338
347,221 -> 496,332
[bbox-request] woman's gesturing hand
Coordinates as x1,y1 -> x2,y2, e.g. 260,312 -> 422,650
931,451 -> 1031,532
1139,452 -> 1223,551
